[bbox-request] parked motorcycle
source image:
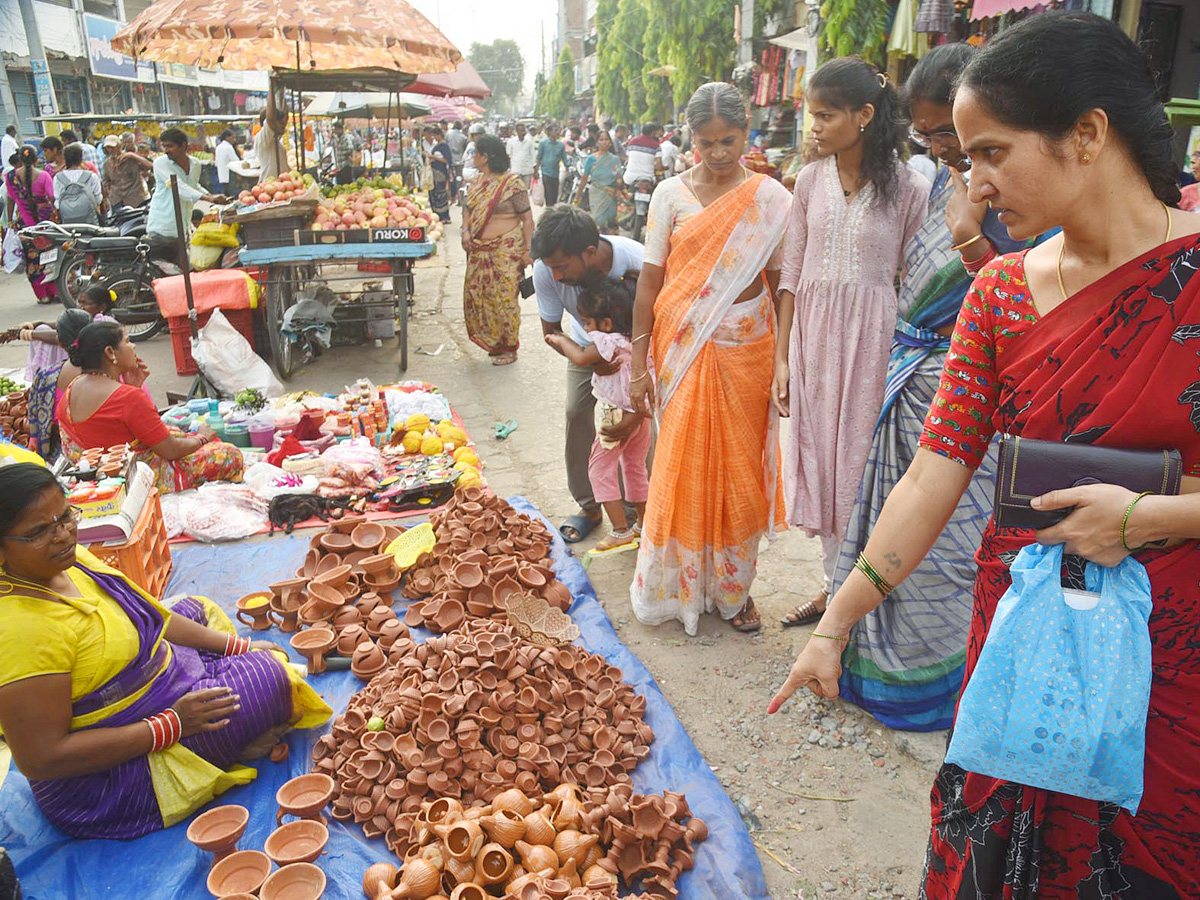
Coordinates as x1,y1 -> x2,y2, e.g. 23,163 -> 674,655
629,176 -> 656,244
75,233 -> 173,342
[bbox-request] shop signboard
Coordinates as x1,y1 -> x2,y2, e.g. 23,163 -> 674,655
83,15 -> 156,83
30,60 -> 58,117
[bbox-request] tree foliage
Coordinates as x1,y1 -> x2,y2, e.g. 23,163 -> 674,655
820,0 -> 890,65
538,45 -> 577,120
468,39 -> 525,109
594,0 -> 736,124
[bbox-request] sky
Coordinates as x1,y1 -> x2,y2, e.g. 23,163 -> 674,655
407,0 -> 560,98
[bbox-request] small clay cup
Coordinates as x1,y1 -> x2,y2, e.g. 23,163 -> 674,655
269,595 -> 300,633
235,592 -> 273,631
263,819 -> 329,866
187,804 -> 249,867
259,862 -> 326,900
275,773 -> 335,825
307,581 -> 346,613
270,577 -> 308,611
205,850 -> 271,898
351,521 -> 387,552
352,641 -> 387,680
289,628 -> 336,675
318,531 -> 353,553
336,624 -> 371,656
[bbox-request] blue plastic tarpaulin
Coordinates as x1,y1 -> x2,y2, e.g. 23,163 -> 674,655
0,498 -> 769,900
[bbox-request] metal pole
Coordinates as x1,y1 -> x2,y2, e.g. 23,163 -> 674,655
168,173 -> 199,340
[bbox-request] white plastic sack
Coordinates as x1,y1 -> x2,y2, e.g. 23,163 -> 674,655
179,482 -> 269,542
3,228 -> 24,274
242,462 -> 319,499
191,308 -> 283,398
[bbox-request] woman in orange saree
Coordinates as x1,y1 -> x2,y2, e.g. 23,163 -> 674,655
462,135 -> 534,365
629,83 -> 792,635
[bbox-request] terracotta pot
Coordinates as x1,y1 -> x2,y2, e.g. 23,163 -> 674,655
452,561 -> 483,589
186,804 -> 249,866
480,809 -> 525,848
376,618 -> 407,649
432,598 -> 465,632
475,842 -> 514,885
275,773 -> 335,825
269,577 -> 308,610
205,850 -> 271,898
336,624 -> 371,656
263,819 -> 328,866
541,580 -> 572,611
331,606 -> 363,629
313,562 -> 352,588
520,811 -> 555,847
552,830 -> 598,868
342,549 -> 372,574
235,592 -> 273,630
259,862 -> 326,900
332,513 -> 367,534
362,862 -> 399,900
289,628 -> 336,675
307,581 -> 346,613
365,605 -> 398,636
391,856 -> 441,899
297,549 -> 321,579
450,883 -> 488,900
438,819 -> 485,860
513,839 -> 558,873
314,553 -> 342,576
356,592 -> 384,615
363,572 -> 402,594
319,531 -> 353,553
382,525 -> 403,544
352,641 -> 387,680
351,521 -> 387,552
360,552 -> 397,577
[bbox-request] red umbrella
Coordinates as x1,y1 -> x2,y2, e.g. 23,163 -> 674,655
407,60 -> 491,98
422,96 -> 483,120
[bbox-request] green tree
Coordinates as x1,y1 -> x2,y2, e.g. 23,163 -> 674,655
538,45 -> 576,119
820,0 -> 890,65
468,39 -> 525,111
594,0 -> 633,122
647,0 -> 737,111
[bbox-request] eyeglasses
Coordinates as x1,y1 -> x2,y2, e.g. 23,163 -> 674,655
6,507 -> 82,545
909,126 -> 959,149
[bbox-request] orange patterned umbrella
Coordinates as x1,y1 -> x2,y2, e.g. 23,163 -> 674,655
112,0 -> 461,73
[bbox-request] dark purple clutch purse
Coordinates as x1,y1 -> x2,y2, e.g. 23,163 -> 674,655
993,434 -> 1183,530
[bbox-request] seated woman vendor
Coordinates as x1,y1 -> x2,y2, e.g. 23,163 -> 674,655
0,464 -> 330,838
56,321 -> 243,493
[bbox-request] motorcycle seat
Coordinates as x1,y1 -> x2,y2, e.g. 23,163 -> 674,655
76,236 -> 140,250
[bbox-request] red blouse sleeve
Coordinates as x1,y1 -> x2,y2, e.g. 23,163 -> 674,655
918,260 -> 1006,468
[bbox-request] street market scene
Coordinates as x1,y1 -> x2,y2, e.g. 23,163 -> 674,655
0,0 -> 1199,897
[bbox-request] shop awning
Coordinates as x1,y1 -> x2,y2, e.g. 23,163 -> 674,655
970,0 -> 1042,20
769,28 -> 809,50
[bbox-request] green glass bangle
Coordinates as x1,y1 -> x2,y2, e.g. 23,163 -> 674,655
1120,491 -> 1154,552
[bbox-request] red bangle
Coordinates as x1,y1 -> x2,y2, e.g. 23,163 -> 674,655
224,633 -> 251,656
144,708 -> 182,751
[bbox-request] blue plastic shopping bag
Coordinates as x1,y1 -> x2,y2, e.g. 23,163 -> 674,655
945,542 -> 1153,813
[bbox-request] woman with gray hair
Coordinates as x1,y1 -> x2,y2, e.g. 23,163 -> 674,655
627,81 -> 793,635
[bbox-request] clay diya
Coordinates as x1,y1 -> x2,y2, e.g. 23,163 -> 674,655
275,773 -> 335,825
296,549 -> 321,580
331,606 -> 363,629
336,623 -> 371,656
351,521 -> 387,552
314,554 -> 343,576
319,531 -> 353,553
356,592 -> 385,616
269,595 -> 300,633
363,571 -> 401,594
541,580 -> 572,612
259,862 -> 326,900
360,553 -> 398,579
263,819 -> 329,866
452,560 -> 484,588
307,581 -> 346,614
364,605 -> 398,637
289,628 -> 336,674
331,514 -> 367,534
186,804 -> 249,867
234,592 -> 273,631
269,577 -> 308,611
205,849 -> 271,898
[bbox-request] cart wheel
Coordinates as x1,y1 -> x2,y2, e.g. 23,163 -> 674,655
265,267 -> 296,380
396,265 -> 409,373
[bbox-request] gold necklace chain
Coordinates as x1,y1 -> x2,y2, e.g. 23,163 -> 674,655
1057,202 -> 1172,302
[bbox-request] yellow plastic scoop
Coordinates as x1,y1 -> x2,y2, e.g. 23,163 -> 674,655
386,522 -> 436,570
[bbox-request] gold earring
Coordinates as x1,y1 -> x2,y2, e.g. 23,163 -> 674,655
1081,153 -> 1091,164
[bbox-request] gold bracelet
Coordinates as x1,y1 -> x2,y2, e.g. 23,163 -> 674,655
809,631 -> 850,643
630,372 -> 650,384
855,553 -> 895,597
951,233 -> 986,254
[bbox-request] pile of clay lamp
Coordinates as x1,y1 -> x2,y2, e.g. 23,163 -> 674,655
0,389 -> 29,449
271,515 -> 410,681
401,488 -> 573,633
311,618 -> 654,851
74,444 -> 132,479
357,784 -> 707,900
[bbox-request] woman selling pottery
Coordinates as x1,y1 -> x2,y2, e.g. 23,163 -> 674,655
0,464 -> 330,837
56,322 -> 243,493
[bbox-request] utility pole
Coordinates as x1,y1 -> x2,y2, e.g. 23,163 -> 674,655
17,0 -> 59,119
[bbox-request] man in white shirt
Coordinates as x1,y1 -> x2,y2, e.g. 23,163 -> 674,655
1,126 -> 18,173
530,204 -> 645,543
146,127 -> 226,263
214,129 -> 241,194
506,122 -> 536,186
254,86 -> 288,181
659,135 -> 680,175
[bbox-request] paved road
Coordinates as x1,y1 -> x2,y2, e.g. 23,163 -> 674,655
0,208 -> 946,899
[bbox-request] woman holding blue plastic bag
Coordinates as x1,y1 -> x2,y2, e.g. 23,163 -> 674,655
769,13 -> 1200,898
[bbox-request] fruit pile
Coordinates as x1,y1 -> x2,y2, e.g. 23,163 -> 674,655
0,374 -> 21,393
320,174 -> 407,199
236,171 -> 316,206
312,189 -> 444,242
389,414 -> 480,489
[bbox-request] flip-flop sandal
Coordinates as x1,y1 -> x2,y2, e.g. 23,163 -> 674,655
588,530 -> 639,557
493,418 -> 519,439
559,512 -> 602,544
731,598 -> 762,633
781,593 -> 828,628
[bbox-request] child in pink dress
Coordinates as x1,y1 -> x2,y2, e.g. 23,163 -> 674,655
544,277 -> 651,554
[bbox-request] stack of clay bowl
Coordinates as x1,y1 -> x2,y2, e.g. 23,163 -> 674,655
356,784 -> 706,900
311,618 -> 653,860
402,489 -> 573,633
0,389 -> 29,449
277,516 -> 408,679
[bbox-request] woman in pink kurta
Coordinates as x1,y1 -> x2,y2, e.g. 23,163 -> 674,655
774,59 -> 929,626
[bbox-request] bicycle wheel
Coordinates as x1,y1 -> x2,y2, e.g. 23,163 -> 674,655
265,267 -> 296,379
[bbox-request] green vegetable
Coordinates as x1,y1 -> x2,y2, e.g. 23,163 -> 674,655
367,716 -> 386,732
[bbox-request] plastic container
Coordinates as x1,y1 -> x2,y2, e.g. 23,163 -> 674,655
249,414 -> 276,451
186,398 -> 210,414
224,422 -> 251,448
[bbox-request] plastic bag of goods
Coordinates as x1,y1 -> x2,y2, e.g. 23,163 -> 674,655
191,308 -> 283,399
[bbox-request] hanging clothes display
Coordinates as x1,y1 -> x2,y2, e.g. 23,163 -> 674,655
914,0 -> 955,33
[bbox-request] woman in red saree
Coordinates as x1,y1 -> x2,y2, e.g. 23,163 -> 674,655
769,13 -> 1200,897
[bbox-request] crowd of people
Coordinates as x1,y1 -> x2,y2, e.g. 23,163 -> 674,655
453,12 -> 1199,898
